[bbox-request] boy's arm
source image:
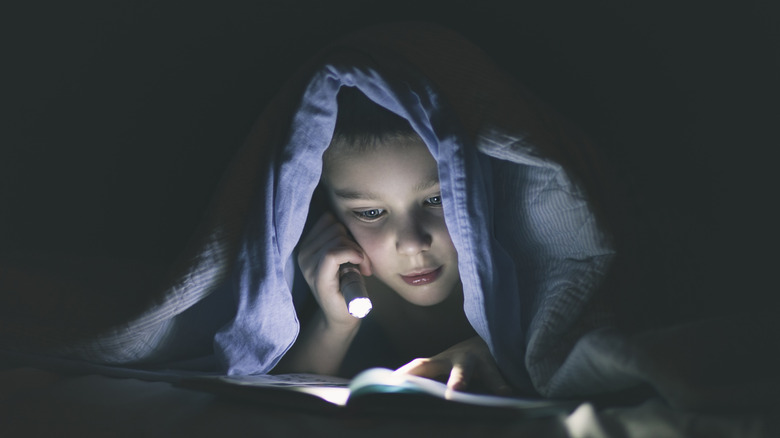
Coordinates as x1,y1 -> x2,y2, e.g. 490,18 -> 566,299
275,212 -> 370,375
273,309 -> 360,375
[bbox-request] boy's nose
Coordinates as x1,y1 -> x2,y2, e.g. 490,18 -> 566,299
395,222 -> 432,255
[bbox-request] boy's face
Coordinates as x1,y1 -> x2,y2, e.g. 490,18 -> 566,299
322,138 -> 460,306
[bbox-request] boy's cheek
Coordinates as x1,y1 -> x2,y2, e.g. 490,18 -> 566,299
349,231 -> 382,253
347,231 -> 386,261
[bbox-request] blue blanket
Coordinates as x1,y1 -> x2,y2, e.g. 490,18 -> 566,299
5,23 -> 778,410
212,23 -> 617,395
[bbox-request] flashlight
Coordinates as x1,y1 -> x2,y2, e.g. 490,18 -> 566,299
339,263 -> 372,318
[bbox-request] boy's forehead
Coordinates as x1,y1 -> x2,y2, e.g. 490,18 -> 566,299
324,136 -> 433,170
322,140 -> 440,196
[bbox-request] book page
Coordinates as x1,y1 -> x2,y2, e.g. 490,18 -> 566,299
350,368 -> 570,410
219,373 -> 350,387
215,373 -> 352,406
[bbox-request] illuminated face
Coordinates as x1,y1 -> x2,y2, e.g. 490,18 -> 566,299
322,138 -> 460,306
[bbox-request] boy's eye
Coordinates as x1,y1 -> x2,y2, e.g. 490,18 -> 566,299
425,195 -> 442,206
354,208 -> 385,221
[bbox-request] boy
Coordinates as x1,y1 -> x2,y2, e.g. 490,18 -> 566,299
275,87 -> 511,395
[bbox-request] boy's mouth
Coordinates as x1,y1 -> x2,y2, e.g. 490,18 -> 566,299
400,267 -> 442,286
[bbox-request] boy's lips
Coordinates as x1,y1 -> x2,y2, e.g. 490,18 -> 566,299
400,267 -> 442,286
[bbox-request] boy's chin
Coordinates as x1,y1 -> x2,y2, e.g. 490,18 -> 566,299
393,281 -> 457,307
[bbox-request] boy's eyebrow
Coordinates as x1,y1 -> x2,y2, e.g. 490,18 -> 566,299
413,177 -> 440,193
332,189 -> 379,200
332,177 -> 440,201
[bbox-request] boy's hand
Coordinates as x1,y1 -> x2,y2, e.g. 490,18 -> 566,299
394,336 -> 512,395
297,212 -> 372,327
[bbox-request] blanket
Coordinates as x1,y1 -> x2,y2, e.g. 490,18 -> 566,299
2,22 -> 778,410
210,21 -> 619,396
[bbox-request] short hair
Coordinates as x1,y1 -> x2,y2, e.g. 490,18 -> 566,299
324,87 -> 421,163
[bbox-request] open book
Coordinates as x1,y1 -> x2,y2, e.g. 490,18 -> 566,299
180,367 -> 574,418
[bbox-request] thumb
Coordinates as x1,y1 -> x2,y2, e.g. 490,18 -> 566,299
358,255 -> 373,277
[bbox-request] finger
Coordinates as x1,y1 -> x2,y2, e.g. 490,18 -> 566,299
476,358 -> 513,396
316,240 -> 366,276
298,214 -> 332,252
300,231 -> 363,275
300,217 -> 348,257
303,221 -> 371,275
394,358 -> 449,380
446,356 -> 475,392
356,254 -> 372,277
307,247 -> 367,317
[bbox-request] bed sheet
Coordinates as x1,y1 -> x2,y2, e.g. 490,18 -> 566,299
1,366 -> 776,438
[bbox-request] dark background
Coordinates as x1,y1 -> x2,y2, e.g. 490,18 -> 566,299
3,0 -> 778,327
